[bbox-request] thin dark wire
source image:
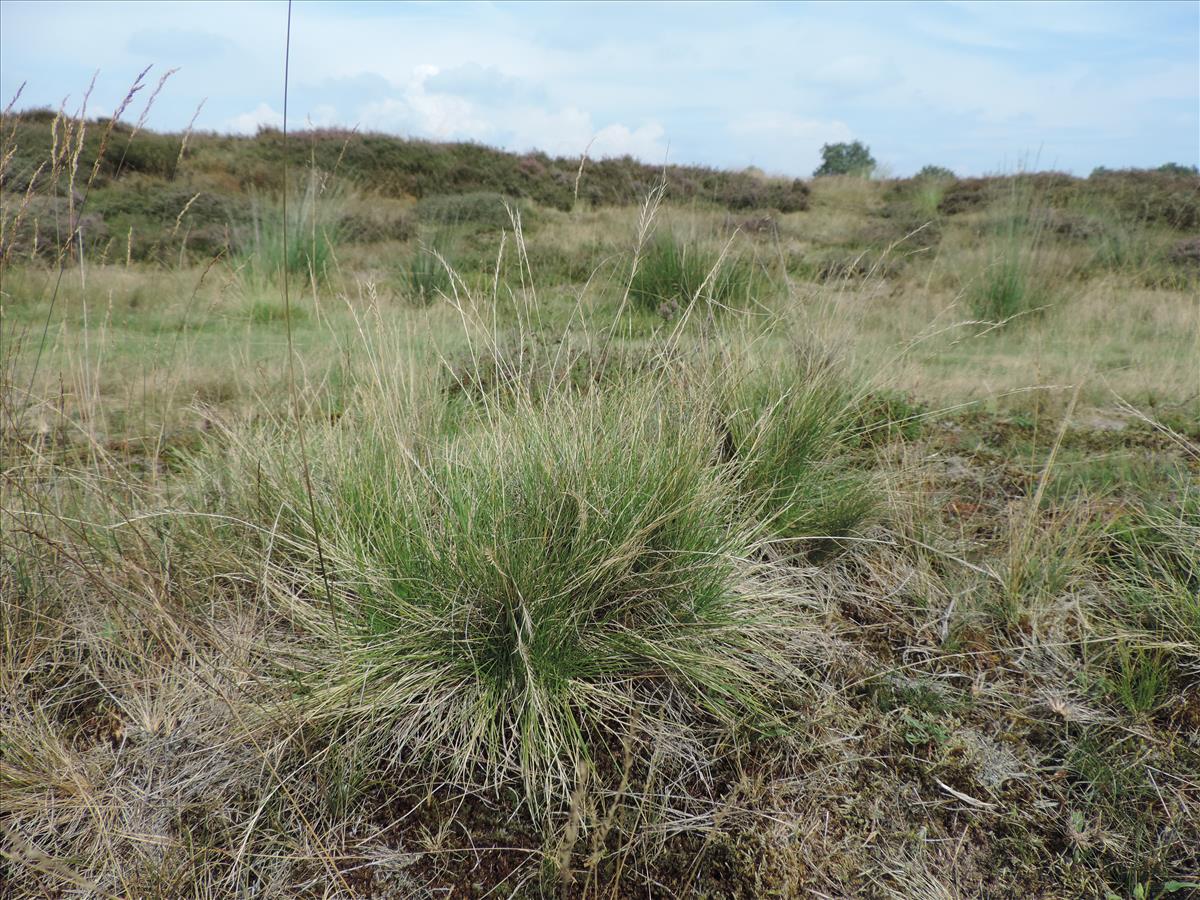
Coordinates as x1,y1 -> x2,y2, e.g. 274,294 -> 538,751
280,0 -> 339,636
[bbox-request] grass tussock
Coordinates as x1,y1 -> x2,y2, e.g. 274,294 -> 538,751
397,236 -> 456,304
629,232 -> 758,315
716,350 -> 876,555
964,181 -> 1059,322
238,170 -> 343,282
183,370 -> 824,823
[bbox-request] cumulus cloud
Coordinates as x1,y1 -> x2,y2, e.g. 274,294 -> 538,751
589,122 -> 669,161
424,63 -> 548,106
310,65 -> 666,163
357,67 -> 492,140
226,101 -> 283,134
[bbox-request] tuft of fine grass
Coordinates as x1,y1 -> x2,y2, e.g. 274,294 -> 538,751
239,170 -> 343,283
189,380 -> 803,822
629,232 -> 757,314
715,350 -> 877,557
910,169 -> 955,220
398,237 -> 455,304
964,180 -> 1059,322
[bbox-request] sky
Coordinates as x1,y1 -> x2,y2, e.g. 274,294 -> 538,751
1,0 -> 1197,177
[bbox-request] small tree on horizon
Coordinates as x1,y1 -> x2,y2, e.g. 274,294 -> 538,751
916,164 -> 956,180
814,141 -> 876,177
1157,162 -> 1199,176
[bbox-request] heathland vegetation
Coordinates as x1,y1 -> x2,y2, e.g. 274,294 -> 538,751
2,98 -> 1199,898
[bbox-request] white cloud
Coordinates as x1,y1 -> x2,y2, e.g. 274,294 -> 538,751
226,101 -> 283,134
336,66 -> 667,163
590,122 -> 669,161
359,75 -> 490,141
498,104 -> 593,155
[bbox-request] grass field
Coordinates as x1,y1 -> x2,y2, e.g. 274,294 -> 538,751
2,108 -> 1199,898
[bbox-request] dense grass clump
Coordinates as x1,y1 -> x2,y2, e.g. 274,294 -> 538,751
909,168 -> 955,220
1093,479 -> 1200,714
237,172 -> 343,281
397,242 -> 454,303
629,233 -> 757,314
965,182 -> 1058,321
970,247 -> 1049,321
718,355 -> 875,555
201,385 -> 796,817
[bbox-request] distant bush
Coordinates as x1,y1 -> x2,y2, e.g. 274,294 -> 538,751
91,175 -> 249,230
1034,207 -> 1105,242
0,194 -> 109,261
938,177 -> 996,215
714,176 -> 810,212
1168,236 -> 1200,270
335,202 -> 415,243
103,129 -> 181,179
1086,168 -> 1200,231
915,165 -> 956,180
2,116 -> 183,191
938,173 -> 1074,217
814,141 -> 876,178
576,158 -> 809,212
415,191 -> 529,231
1156,163 -> 1199,176
3,112 -> 818,219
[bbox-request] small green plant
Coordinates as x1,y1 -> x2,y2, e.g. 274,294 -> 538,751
1089,481 -> 1200,714
247,298 -> 307,325
1099,643 -> 1174,715
849,389 -> 927,444
901,711 -> 950,747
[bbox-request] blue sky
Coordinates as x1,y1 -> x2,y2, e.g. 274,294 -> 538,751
1,0 -> 1196,176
